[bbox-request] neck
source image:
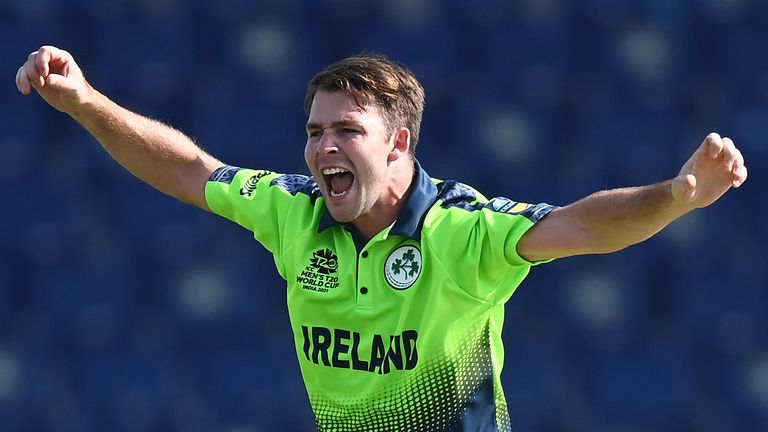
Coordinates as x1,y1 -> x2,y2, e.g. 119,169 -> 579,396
352,159 -> 416,241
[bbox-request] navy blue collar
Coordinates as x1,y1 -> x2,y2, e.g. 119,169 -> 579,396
317,160 -> 438,240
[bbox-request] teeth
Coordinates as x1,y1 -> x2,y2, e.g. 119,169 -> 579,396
322,167 -> 350,175
330,189 -> 348,197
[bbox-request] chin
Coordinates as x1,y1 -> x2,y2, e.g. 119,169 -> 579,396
324,191 -> 364,223
327,206 -> 359,224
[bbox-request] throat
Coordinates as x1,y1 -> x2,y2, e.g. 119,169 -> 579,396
330,172 -> 354,196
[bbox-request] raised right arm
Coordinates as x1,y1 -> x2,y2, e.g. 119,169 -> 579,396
15,45 -> 222,211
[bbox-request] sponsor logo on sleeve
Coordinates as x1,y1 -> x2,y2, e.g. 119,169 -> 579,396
239,171 -> 273,197
487,198 -> 532,214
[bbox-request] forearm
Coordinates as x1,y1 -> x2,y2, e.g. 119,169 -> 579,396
70,86 -> 221,208
562,181 -> 692,254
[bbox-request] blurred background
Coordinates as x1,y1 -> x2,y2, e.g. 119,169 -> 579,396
1,0 -> 767,431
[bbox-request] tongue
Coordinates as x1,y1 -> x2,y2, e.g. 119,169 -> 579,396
330,172 -> 354,194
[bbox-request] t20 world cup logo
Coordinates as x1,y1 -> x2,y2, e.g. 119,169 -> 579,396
310,248 -> 338,274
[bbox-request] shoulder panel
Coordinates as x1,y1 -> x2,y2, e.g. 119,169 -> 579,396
209,165 -> 243,184
435,180 -> 484,212
484,197 -> 556,223
271,174 -> 322,203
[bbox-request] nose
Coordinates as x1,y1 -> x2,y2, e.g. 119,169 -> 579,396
318,133 -> 339,155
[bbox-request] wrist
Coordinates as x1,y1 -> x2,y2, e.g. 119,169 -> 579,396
69,84 -> 107,121
668,179 -> 698,215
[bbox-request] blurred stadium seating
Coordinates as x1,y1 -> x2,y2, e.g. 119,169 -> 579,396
1,0 -> 766,430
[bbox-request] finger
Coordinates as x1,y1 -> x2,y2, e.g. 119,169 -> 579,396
14,66 -> 22,91
25,51 -> 44,87
17,64 -> 32,95
729,143 -> 747,187
722,137 -> 736,169
733,164 -> 748,187
35,46 -> 56,79
705,132 -> 723,158
16,66 -> 27,94
45,72 -> 71,90
731,146 -> 745,173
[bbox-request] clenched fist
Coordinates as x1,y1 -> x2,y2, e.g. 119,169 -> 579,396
672,133 -> 748,209
15,45 -> 92,114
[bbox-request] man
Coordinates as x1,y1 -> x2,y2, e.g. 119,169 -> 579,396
16,46 -> 747,431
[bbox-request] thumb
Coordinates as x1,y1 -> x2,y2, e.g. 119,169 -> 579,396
672,174 -> 696,203
45,73 -> 76,91
37,73 -> 90,114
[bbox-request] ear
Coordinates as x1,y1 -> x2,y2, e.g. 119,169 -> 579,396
387,128 -> 411,162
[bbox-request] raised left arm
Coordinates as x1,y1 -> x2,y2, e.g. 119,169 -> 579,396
518,133 -> 748,262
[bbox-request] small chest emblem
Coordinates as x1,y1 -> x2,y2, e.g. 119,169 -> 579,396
384,245 -> 422,290
296,248 -> 339,293
310,248 -> 338,274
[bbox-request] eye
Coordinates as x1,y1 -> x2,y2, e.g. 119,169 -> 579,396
341,128 -> 360,135
307,129 -> 321,138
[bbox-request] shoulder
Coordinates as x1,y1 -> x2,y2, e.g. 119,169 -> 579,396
270,173 -> 323,202
428,177 -> 554,223
433,179 -> 487,212
208,166 -> 323,203
419,179 -> 487,244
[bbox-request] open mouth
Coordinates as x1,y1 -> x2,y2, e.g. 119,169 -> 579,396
322,167 -> 355,198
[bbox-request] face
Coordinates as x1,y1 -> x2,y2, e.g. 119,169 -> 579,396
305,90 -> 396,223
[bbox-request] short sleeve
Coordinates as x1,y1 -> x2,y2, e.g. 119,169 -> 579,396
205,166 -> 282,254
426,193 -> 557,304
485,198 -> 558,267
474,197 -> 556,263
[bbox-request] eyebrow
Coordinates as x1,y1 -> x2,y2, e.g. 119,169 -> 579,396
306,119 -> 364,131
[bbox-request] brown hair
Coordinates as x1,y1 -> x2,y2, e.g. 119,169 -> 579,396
304,53 -> 426,155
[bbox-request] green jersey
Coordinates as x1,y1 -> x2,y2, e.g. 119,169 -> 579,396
205,162 -> 555,431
